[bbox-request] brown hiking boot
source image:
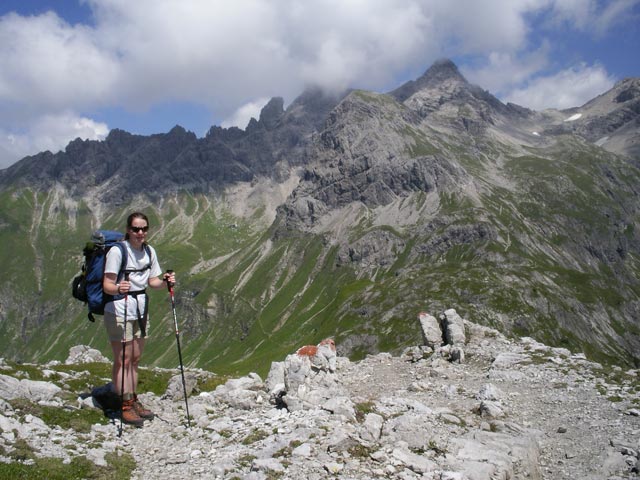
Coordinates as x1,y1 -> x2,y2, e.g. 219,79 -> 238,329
121,398 -> 144,427
133,393 -> 155,420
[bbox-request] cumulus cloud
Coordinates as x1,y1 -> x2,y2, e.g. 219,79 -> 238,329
221,98 -> 271,130
547,0 -> 640,35
462,45 -> 551,95
0,112 -> 108,168
0,11 -> 119,111
0,0 -> 636,168
503,63 -> 616,110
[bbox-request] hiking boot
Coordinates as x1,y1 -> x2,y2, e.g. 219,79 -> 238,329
133,393 -> 155,420
121,399 -> 144,427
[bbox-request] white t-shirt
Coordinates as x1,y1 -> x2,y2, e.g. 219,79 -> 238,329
103,241 -> 162,318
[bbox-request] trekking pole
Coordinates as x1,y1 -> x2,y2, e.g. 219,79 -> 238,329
166,270 -> 191,428
118,271 -> 130,437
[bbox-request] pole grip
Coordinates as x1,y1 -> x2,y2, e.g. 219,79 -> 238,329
165,269 -> 175,292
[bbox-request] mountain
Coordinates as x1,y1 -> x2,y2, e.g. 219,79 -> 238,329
0,59 -> 639,375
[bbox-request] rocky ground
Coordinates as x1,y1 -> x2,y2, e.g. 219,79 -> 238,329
1,310 -> 640,479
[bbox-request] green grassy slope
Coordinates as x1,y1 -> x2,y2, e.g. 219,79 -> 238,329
1,125 -> 639,376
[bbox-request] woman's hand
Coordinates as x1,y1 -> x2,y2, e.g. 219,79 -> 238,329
163,271 -> 176,286
117,280 -> 130,295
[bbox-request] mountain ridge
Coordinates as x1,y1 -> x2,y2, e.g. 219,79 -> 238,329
0,59 -> 639,375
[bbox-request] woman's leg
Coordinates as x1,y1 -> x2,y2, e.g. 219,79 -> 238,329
130,337 -> 145,392
110,340 -> 125,395
111,339 -> 143,395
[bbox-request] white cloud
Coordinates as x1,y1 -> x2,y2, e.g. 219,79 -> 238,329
547,0 -> 640,35
0,11 -> 119,110
0,112 -> 108,169
502,63 -> 616,110
0,0 -> 636,168
462,45 -> 551,95
221,98 -> 271,130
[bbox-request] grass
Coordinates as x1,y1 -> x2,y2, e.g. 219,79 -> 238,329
0,446 -> 136,480
3,361 -> 173,397
354,400 -> 378,423
9,398 -> 109,433
241,428 -> 269,445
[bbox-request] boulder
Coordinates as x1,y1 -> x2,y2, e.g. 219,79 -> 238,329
418,311 -> 443,348
440,309 -> 466,345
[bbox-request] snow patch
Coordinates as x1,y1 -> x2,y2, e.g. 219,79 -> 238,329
595,136 -> 609,147
563,113 -> 582,122
531,132 -> 540,136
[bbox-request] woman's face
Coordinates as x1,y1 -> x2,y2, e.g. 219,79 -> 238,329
128,217 -> 148,249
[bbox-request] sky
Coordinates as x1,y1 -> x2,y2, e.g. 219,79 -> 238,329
0,0 -> 638,169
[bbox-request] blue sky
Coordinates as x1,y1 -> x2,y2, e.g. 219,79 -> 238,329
0,0 -> 638,169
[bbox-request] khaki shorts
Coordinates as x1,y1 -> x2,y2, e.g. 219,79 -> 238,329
104,312 -> 150,342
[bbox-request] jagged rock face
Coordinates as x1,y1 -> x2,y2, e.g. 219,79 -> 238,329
280,89 -> 469,230
0,90 -> 346,201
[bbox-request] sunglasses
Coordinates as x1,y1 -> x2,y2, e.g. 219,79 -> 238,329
129,226 -> 149,233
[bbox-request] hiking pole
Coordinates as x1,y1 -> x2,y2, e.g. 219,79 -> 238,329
166,270 -> 191,428
118,271 -> 130,437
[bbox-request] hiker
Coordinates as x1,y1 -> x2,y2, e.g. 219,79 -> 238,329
102,212 -> 175,426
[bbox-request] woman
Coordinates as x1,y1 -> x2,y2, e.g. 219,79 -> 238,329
102,212 -> 175,427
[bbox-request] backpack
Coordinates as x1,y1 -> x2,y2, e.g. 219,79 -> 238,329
72,230 -> 152,322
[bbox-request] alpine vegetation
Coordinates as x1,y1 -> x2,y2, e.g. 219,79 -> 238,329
0,59 -> 639,379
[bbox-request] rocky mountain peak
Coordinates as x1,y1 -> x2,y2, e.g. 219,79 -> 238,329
613,78 -> 640,104
419,58 -> 468,86
258,96 -> 285,129
389,58 -> 468,102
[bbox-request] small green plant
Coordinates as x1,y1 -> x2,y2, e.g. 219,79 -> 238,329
241,428 -> 269,445
273,446 -> 291,458
347,444 -> 374,458
427,439 -> 448,457
236,454 -> 257,468
136,368 -> 174,396
354,400 -> 377,423
273,440 -> 303,458
196,374 -> 229,393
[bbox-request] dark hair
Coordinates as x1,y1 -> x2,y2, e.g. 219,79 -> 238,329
124,212 -> 149,240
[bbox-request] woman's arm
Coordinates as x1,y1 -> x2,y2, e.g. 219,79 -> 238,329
103,272 -> 127,295
149,271 -> 175,290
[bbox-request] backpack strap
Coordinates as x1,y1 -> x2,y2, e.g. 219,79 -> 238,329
115,242 -> 129,282
111,243 -> 153,298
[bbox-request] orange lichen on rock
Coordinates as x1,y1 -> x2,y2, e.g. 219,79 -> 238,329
296,338 -> 335,357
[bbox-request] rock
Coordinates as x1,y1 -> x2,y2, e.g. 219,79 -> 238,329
476,400 -> 505,419
0,313 -> 638,480
391,447 -> 437,473
418,311 -> 443,348
476,383 -> 504,401
359,412 -> 384,442
163,372 -> 199,401
65,345 -> 109,364
491,352 -> 528,369
401,345 -> 432,362
0,374 -> 61,402
440,309 -> 466,346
